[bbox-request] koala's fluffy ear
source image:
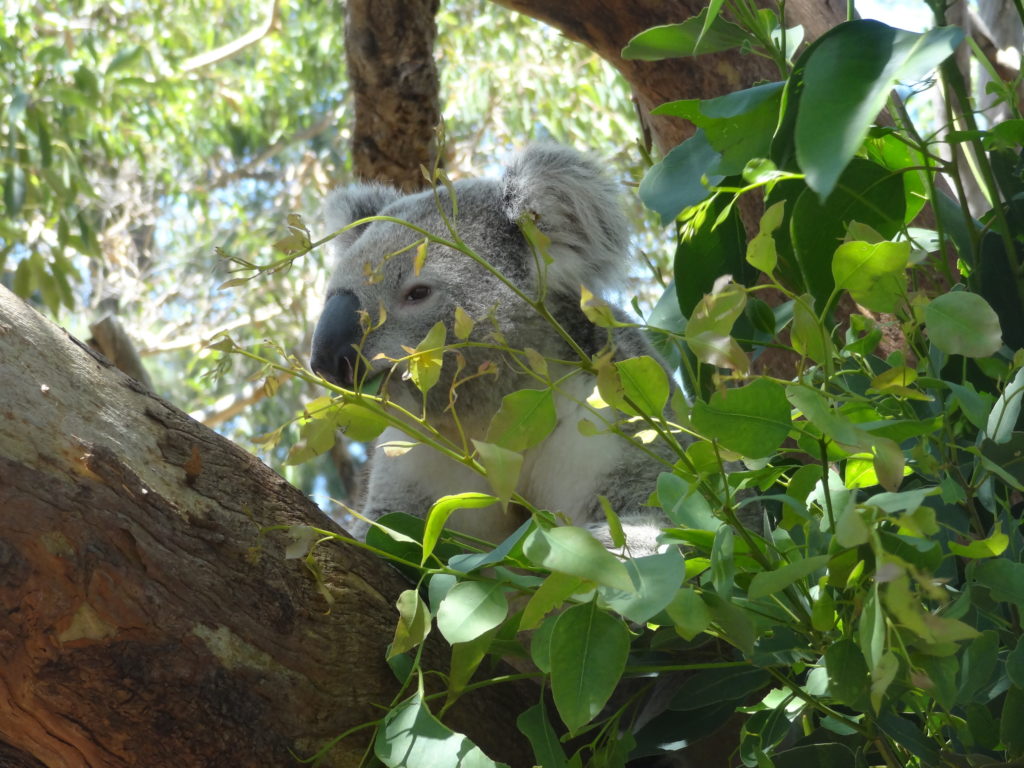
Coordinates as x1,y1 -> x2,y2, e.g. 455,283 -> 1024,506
501,144 -> 629,295
322,184 -> 401,260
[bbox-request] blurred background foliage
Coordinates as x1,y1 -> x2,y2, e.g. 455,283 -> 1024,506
0,0 -> 655,515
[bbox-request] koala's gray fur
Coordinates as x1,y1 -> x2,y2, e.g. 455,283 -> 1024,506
311,144 -> 681,553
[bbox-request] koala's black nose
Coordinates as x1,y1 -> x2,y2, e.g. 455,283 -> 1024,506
310,290 -> 362,388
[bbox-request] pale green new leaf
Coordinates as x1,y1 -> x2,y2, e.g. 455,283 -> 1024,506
472,440 -> 523,507
436,580 -> 509,645
407,320 -> 447,393
831,239 -> 909,313
423,492 -> 499,565
390,589 -> 431,658
616,355 -> 670,417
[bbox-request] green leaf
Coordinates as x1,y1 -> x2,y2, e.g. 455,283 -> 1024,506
831,240 -> 909,313
600,548 -> 686,624
407,320 -> 447,393
615,355 -> 671,417
549,601 -> 630,733
703,592 -> 756,655
522,526 -> 634,593
376,692 -> 508,768
748,555 -> 830,600
947,523 -> 1009,559
390,589 -> 431,658
436,580 -> 509,645
691,378 -> 791,459
639,130 -> 722,221
972,559 -> 1024,609
957,629 -> 998,704
471,440 -> 523,507
665,586 -> 711,640
1007,638 -> 1024,689
654,82 -> 784,176
789,295 -> 830,364
423,492 -> 499,565
485,388 -> 557,451
825,639 -> 869,708
985,366 -> 1024,444
877,713 -> 939,765
711,525 -> 735,598
657,473 -> 720,530
787,385 -> 870,450
447,627 -> 498,704
859,584 -> 885,671
332,401 -> 389,442
673,195 -> 752,327
870,651 -> 899,712
795,20 -> 964,199
746,200 -> 786,274
1002,686 -> 1024,758
669,666 -> 771,710
790,160 -> 906,311
947,381 -> 994,430
621,9 -> 752,60
924,292 -> 1003,358
685,282 -> 750,372
516,703 -> 567,768
4,164 -> 27,215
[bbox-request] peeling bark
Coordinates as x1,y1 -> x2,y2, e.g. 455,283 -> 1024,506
0,286 -> 533,768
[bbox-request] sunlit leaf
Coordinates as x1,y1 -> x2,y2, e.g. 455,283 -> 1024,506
436,580 -> 509,645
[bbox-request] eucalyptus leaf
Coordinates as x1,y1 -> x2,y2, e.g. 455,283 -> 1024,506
376,692 -> 508,768
549,601 -> 630,732
795,20 -> 964,199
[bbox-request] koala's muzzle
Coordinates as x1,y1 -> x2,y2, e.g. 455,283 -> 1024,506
310,290 -> 364,388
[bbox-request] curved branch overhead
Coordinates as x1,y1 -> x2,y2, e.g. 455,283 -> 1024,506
490,0 -> 847,152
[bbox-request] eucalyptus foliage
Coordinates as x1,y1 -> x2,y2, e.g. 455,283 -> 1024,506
234,2 -> 1024,765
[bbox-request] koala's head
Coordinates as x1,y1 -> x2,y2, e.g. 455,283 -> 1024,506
310,144 -> 628,417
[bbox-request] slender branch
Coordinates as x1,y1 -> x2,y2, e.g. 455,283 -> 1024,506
181,0 -> 280,72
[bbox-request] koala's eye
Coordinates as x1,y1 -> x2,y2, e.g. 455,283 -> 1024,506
403,285 -> 432,303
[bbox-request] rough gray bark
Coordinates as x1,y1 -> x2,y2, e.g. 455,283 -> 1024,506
345,0 -> 442,191
0,286 -> 533,768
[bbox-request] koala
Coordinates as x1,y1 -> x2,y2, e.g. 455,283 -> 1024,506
310,144 -> 683,554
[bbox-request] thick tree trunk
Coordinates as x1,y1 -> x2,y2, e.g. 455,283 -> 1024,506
0,286 -> 532,768
491,0 -> 847,153
345,0 -> 442,191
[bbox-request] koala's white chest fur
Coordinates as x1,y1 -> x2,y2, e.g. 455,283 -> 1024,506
363,375 -> 623,543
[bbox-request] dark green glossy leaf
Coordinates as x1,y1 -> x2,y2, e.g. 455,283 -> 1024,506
639,130 -> 722,221
795,20 -> 964,199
